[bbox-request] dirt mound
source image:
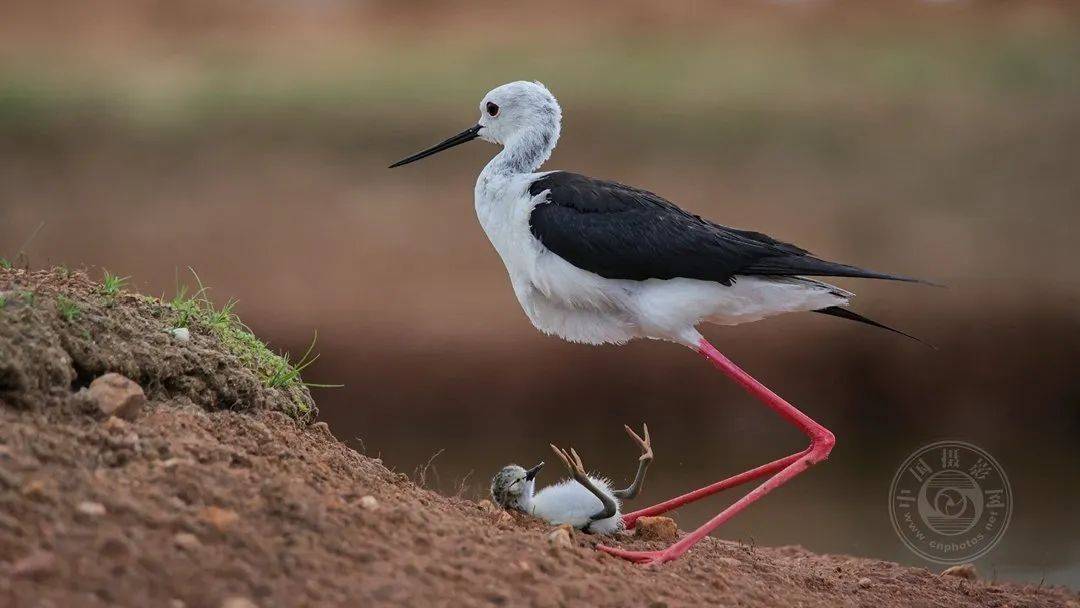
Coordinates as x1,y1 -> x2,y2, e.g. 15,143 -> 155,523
0,268 -> 314,418
0,270 -> 1074,607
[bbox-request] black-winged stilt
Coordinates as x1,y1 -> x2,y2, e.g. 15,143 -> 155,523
490,424 -> 653,534
390,81 -> 924,565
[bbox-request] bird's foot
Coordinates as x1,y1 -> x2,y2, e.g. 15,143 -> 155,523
596,544 -> 677,567
624,423 -> 652,462
549,444 -> 590,483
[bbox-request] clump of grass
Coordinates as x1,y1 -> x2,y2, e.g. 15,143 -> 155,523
20,290 -> 36,306
0,258 -> 11,270
100,269 -> 129,297
56,295 -> 80,322
167,269 -> 337,419
205,297 -> 238,331
265,333 -> 341,390
169,283 -> 203,329
0,294 -> 7,310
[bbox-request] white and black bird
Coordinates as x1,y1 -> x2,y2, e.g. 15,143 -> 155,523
391,81 -> 926,565
490,424 -> 653,534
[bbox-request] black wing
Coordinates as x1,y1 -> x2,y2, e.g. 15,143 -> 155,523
528,172 -> 918,286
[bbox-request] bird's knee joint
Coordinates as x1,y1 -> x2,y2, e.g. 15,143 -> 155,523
805,430 -> 836,466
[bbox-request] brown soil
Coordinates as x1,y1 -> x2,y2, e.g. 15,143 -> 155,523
0,270 -> 1075,608
0,268 -> 313,418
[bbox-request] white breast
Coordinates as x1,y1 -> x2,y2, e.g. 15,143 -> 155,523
529,476 -> 623,534
475,171 -> 641,345
473,171 -> 544,290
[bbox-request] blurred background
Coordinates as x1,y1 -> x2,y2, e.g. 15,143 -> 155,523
1,0 -> 1077,587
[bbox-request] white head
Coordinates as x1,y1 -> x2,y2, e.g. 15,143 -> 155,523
389,81 -> 561,172
490,461 -> 545,512
476,81 -> 561,146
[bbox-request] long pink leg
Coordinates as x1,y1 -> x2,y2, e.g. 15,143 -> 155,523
598,337 -> 836,566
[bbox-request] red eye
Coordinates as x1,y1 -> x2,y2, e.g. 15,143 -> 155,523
486,102 -> 500,116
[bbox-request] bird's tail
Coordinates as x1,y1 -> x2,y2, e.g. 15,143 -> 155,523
745,256 -> 943,287
813,306 -> 933,348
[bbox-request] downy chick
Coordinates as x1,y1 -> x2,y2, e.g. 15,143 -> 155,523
490,424 -> 653,534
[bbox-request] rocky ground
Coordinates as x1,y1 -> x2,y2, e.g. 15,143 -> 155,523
0,268 -> 1075,607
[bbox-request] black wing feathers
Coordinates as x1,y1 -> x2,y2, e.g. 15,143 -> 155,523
528,172 -> 919,285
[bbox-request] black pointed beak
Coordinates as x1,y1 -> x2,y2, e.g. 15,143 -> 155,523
389,124 -> 482,168
524,461 -> 544,481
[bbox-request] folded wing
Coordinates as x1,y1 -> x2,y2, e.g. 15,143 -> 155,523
529,172 -> 920,286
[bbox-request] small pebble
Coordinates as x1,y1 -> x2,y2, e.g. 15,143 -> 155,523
170,327 -> 191,342
547,525 -> 573,549
220,597 -> 258,608
88,373 -> 146,420
174,532 -> 202,551
21,479 -> 49,501
941,563 -> 978,580
359,495 -> 379,510
716,557 -> 742,568
77,501 -> 107,518
857,577 -> 872,589
199,506 -> 240,531
12,551 -> 56,580
103,417 -> 130,432
634,516 -> 678,541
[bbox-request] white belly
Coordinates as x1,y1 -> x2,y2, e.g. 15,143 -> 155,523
530,477 -> 623,534
475,172 -> 850,348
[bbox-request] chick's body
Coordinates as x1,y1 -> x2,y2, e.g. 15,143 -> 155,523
530,475 -> 622,534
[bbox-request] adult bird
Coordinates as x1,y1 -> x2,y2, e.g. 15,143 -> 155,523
390,81 -> 924,565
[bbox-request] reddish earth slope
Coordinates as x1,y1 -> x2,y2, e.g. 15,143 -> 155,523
0,269 -> 1074,607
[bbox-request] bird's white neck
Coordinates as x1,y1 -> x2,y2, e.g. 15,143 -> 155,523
508,481 -> 536,513
483,126 -> 560,177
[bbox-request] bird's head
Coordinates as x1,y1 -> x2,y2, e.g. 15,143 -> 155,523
489,461 -> 544,512
389,81 -> 561,168
476,81 -> 561,146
